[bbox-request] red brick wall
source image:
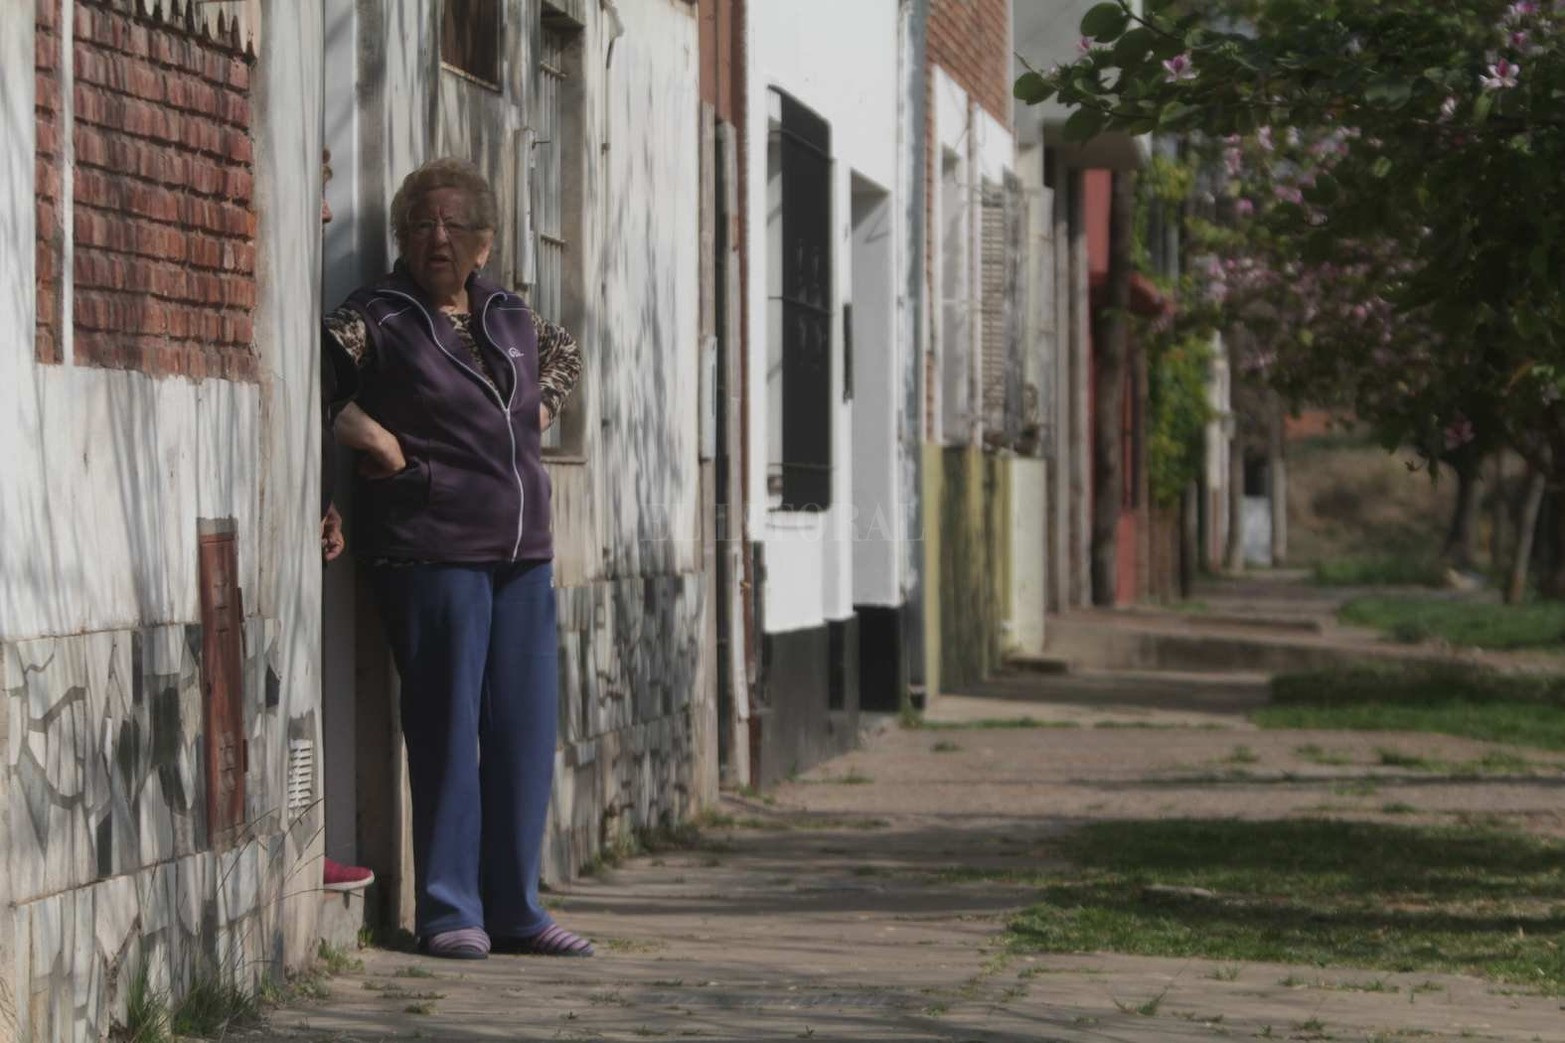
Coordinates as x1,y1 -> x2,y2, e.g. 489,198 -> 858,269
35,0 -> 258,382
928,0 -> 1011,125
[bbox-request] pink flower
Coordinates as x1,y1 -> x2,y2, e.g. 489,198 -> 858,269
1481,58 -> 1521,89
1504,1 -> 1539,25
1224,147 -> 1244,176
1162,54 -> 1197,83
1439,96 -> 1458,121
1272,185 -> 1303,205
1236,198 -> 1255,216
1257,126 -> 1275,152
1443,417 -> 1476,451
1077,36 -> 1094,54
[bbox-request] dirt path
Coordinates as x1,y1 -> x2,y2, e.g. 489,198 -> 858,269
251,673 -> 1565,1042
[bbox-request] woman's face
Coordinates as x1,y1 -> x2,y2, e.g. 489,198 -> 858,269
404,187 -> 494,303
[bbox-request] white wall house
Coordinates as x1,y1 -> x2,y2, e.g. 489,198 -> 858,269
744,0 -> 915,779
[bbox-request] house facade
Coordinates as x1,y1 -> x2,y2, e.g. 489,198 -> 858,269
2,2 -> 324,1038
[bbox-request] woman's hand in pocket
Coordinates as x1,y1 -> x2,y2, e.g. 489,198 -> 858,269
357,430 -> 407,479
336,403 -> 406,478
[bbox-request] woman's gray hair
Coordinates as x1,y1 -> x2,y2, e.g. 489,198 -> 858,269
390,157 -> 499,251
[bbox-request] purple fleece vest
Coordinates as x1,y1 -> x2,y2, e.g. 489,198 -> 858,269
340,265 -> 552,563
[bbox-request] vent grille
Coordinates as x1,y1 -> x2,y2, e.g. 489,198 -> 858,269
287,738 -> 315,816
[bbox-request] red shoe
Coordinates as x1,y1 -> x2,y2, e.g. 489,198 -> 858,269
323,858 -> 374,892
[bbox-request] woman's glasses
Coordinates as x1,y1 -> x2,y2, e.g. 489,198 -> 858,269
408,218 -> 481,240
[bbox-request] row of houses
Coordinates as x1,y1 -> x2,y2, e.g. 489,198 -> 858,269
0,0 -> 1243,1038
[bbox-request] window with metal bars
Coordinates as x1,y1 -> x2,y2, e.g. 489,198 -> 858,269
533,16 -> 584,454
765,89 -> 833,511
441,0 -> 501,87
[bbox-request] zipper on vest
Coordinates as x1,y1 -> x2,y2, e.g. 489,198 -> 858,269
481,297 -> 527,562
381,289 -> 527,561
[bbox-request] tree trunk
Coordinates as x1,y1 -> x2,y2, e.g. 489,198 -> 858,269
1507,469 -> 1545,604
1180,481 -> 1199,599
1223,335 -> 1246,574
1267,392 -> 1287,568
1443,454 -> 1484,570
1090,171 -> 1134,606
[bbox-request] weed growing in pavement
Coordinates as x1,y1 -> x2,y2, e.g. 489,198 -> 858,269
1226,745 -> 1260,765
120,965 -> 171,1043
906,717 -> 1081,730
1294,743 -> 1355,766
170,976 -> 261,1038
1112,987 -> 1169,1016
317,940 -> 363,976
1208,964 -> 1243,981
932,740 -> 962,753
1007,818 -> 1565,993
392,965 -> 436,978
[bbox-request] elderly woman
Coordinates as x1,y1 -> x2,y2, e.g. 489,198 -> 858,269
324,157 -> 588,960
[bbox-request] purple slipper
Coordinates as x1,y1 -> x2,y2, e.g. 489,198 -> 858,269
492,923 -> 594,957
421,926 -> 491,960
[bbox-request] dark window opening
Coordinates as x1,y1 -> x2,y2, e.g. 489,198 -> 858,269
441,0 -> 501,87
767,89 -> 833,512
1243,454 -> 1269,497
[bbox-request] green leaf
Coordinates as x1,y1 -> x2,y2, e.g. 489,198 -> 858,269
1473,90 -> 1495,123
1365,80 -> 1413,109
1372,156 -> 1394,178
1013,72 -> 1055,105
1113,26 -> 1157,64
1063,106 -> 1109,143
1158,102 -> 1197,129
1081,2 -> 1129,42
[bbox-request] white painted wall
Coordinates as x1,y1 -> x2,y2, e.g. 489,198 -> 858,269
0,4 -> 29,1029
1009,458 -> 1047,654
747,0 -> 902,633
849,181 -> 899,608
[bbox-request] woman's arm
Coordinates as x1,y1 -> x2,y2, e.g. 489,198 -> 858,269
335,402 -> 405,478
534,313 -> 581,430
324,307 -> 406,475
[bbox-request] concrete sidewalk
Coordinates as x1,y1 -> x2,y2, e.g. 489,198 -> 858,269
251,677 -> 1565,1042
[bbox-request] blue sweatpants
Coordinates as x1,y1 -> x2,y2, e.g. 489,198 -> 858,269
371,560 -> 558,938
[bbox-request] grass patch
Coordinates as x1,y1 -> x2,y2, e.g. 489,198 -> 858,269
170,976 -> 261,1038
1259,664 -> 1565,751
317,940 -> 362,976
118,965 -> 170,1043
1006,818 -> 1565,993
931,740 -> 962,753
1313,556 -> 1445,588
1340,596 -> 1565,650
